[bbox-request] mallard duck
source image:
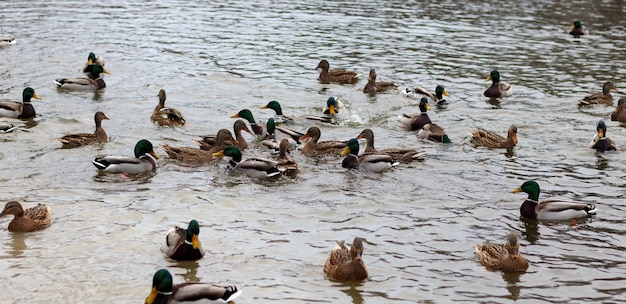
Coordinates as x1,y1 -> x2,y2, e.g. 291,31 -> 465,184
276,138 -> 298,176
578,81 -> 617,106
0,201 -> 51,232
58,111 -> 109,148
356,128 -> 425,162
484,70 -> 511,98
469,124 -> 517,149
145,269 -> 241,304
474,232 -> 529,272
511,180 -> 598,220
260,118 -> 281,153
363,69 -> 398,94
54,64 -> 109,90
230,109 -> 264,137
0,87 -> 40,119
323,237 -> 368,281
212,146 -> 281,179
160,219 -> 206,261
0,36 -> 16,46
300,97 -> 345,125
399,98 -> 432,131
151,89 -> 186,126
589,120 -> 616,151
165,129 -> 235,164
260,100 -> 294,124
92,139 -> 159,174
316,59 -> 359,84
82,52 -> 105,80
610,98 -> 626,123
341,138 -> 398,172
299,126 -> 347,157
197,120 -> 250,151
418,123 -> 451,143
402,85 -> 450,107
569,20 -> 589,37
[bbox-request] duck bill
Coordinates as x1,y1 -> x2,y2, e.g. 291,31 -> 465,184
192,234 -> 200,249
356,134 -> 365,140
32,93 -> 41,100
145,287 -> 158,304
150,150 -> 159,159
259,105 -> 268,109
329,105 -> 336,115
299,134 -> 309,141
425,103 -> 431,111
486,75 -> 492,81
340,146 -> 351,156
212,150 -> 225,157
598,129 -> 605,138
87,58 -> 94,65
443,90 -> 450,97
102,67 -> 111,74
512,133 -> 518,144
511,186 -> 522,193
229,113 -> 240,118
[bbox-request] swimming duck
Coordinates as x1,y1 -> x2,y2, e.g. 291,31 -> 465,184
511,180 -> 598,220
341,138 -> 399,172
163,130 -> 235,164
356,128 -> 426,162
276,138 -> 298,176
0,87 -> 40,119
151,89 -> 186,126
589,120 -> 616,151
212,146 -> 281,179
399,98 -> 432,131
92,139 -> 159,174
402,85 -> 450,107
323,237 -> 368,281
54,64 -> 109,90
82,52 -> 105,80
474,232 -> 529,272
578,81 -> 617,106
197,120 -> 250,151
0,201 -> 51,233
160,219 -> 206,261
230,109 -> 264,137
363,69 -> 398,94
58,111 -> 109,148
299,126 -> 347,157
260,118 -> 281,153
569,20 -> 589,37
610,98 -> 626,123
418,123 -> 451,143
469,124 -> 518,149
260,100 -> 294,124
316,59 -> 359,84
145,269 -> 241,304
0,36 -> 16,46
484,70 -> 511,98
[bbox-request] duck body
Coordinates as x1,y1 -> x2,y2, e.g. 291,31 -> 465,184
356,128 -> 426,162
475,232 -> 529,272
399,98 -> 431,131
512,180 -> 597,220
161,220 -> 205,261
146,269 -> 241,304
363,69 -> 398,94
578,81 -> 617,106
469,124 -> 517,149
324,237 -> 368,281
299,126 -> 347,157
213,146 -> 281,179
151,89 -> 186,126
316,59 -> 359,84
418,123 -> 451,143
59,111 -> 109,148
0,36 -> 16,46
341,138 -> 398,172
610,98 -> 626,122
0,201 -> 51,232
589,120 -> 616,151
166,129 -> 235,164
54,64 -> 108,90
92,139 -> 158,174
402,85 -> 450,107
0,87 -> 40,119
484,70 -> 511,98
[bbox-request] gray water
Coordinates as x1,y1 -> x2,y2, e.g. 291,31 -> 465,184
1,0 -> 625,303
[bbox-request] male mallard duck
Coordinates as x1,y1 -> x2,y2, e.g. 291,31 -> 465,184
418,123 -> 451,143
610,98 -> 626,123
589,120 -> 616,151
402,85 -> 450,107
569,20 -> 589,37
58,111 -> 109,148
363,69 -> 398,94
323,237 -> 368,281
276,138 -> 298,176
230,109 -> 264,137
54,64 -> 109,90
160,219 -> 205,261
0,36 -> 16,46
511,180 -> 597,220
145,269 -> 241,304
316,59 -> 359,84
0,201 -> 51,232
260,100 -> 294,124
260,118 -> 281,153
300,97 -> 345,125
299,126 -> 347,157
83,52 -> 105,80
578,81 -> 617,106
341,138 -> 399,173
484,70 -> 511,98
212,146 -> 281,179
399,98 -> 432,131
151,89 -> 186,126
197,120 -> 250,151
474,232 -> 529,272
356,128 -> 425,162
0,87 -> 40,119
92,139 -> 158,174
469,124 -> 517,149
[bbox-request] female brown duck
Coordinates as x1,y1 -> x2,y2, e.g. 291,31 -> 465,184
469,124 -> 518,149
59,111 -> 109,148
299,126 -> 347,157
324,237 -> 368,281
316,59 -> 359,84
475,232 -> 529,272
578,81 -> 617,106
356,128 -> 425,161
151,89 -> 186,126
0,201 -> 51,232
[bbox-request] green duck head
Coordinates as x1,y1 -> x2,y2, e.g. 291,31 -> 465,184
487,70 -> 501,84
511,180 -> 540,202
419,97 -> 431,113
326,97 -> 338,115
230,109 -> 256,124
435,85 -> 449,100
22,87 -> 40,102
186,220 -> 201,249
134,139 -> 159,159
596,120 -> 607,138
572,20 -> 582,29
261,101 -> 283,116
266,118 -> 276,136
341,138 -> 359,156
87,52 -> 97,65
212,145 -> 243,162
146,269 -> 173,303
441,135 -> 452,144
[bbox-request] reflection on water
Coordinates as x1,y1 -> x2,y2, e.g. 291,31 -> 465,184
340,283 -> 365,304
8,233 -> 27,257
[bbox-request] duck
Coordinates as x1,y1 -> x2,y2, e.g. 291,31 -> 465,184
58,111 -> 109,148
484,70 -> 511,99
151,89 -> 186,126
0,36 -> 16,46
356,128 -> 425,162
589,120 -> 616,151
0,87 -> 40,119
260,118 -> 281,153
315,59 -> 359,84
363,69 -> 398,94
511,180 -> 598,220
92,139 -> 159,174
145,269 -> 241,304
469,124 -> 518,149
299,126 -> 347,157
163,129 -> 235,164
276,138 -> 298,176
260,100 -> 294,124
230,109 -> 264,137
300,97 -> 345,125
160,219 -> 206,261
0,201 -> 51,232
610,98 -> 626,123
341,138 -> 399,172
418,123 -> 451,143
82,52 -> 105,80
54,64 -> 109,90
399,98 -> 432,131
402,85 -> 450,107
578,81 -> 617,106
212,146 -> 281,179
197,120 -> 250,151
474,232 -> 529,272
569,20 -> 589,37
323,237 -> 368,281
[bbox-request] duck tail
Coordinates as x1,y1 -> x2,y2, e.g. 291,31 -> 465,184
585,204 -> 598,215
92,157 -> 110,170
